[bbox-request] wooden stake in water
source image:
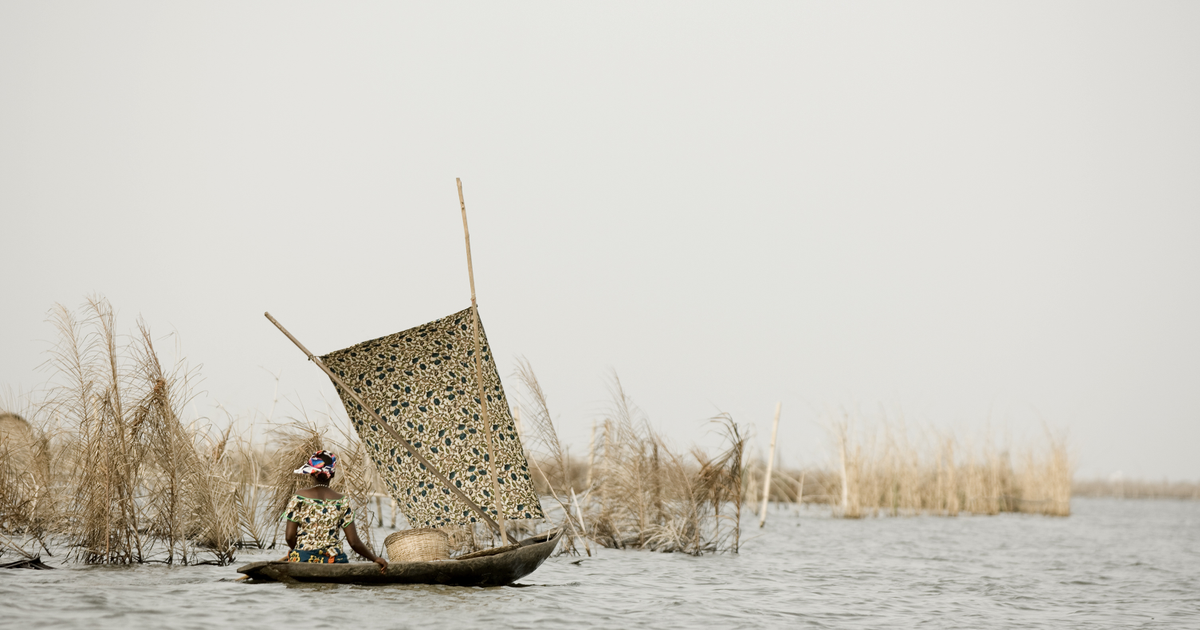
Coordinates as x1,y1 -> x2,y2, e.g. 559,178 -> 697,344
585,420 -> 596,488
795,471 -> 806,515
759,402 -> 781,528
458,177 -> 510,546
570,487 -> 591,557
840,433 -> 849,515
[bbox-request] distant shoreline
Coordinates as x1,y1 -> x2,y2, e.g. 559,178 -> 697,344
1073,479 -> 1200,500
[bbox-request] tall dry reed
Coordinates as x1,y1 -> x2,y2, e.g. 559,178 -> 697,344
512,357 -> 588,554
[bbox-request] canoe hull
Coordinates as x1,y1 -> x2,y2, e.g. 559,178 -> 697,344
237,529 -> 561,587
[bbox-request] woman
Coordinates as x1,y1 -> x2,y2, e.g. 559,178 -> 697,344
283,450 -> 388,571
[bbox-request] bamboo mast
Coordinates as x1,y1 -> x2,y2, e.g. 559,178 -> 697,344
759,402 -> 781,528
263,312 -> 502,536
457,178 -> 510,546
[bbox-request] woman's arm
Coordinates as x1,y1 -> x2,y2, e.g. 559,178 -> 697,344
344,523 -> 388,572
279,521 -> 298,561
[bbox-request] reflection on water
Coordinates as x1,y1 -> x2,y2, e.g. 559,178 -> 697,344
2,498 -> 1198,629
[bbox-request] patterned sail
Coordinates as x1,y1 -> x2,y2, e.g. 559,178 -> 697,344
321,307 -> 543,528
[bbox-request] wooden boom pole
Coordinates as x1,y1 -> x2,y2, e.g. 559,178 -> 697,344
263,312 -> 502,536
457,178 -> 510,545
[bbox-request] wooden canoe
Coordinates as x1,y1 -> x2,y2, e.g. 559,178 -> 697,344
237,528 -> 562,587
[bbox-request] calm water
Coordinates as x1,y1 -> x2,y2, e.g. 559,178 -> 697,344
3,498 -> 1198,629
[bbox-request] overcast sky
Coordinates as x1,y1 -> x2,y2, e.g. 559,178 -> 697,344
3,2 -> 1198,479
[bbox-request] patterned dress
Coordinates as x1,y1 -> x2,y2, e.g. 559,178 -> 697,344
283,495 -> 355,563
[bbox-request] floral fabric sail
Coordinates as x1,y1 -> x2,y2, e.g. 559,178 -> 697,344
321,307 -> 543,528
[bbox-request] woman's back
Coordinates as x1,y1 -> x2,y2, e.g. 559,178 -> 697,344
284,490 -> 354,554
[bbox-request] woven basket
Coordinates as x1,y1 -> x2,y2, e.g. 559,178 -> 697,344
385,528 -> 449,562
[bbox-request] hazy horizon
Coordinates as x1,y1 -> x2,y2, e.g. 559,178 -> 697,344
3,2 -> 1198,480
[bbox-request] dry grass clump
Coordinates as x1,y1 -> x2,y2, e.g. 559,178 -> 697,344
824,413 -> 1072,518
0,299 -> 385,565
515,365 -> 747,555
34,298 -> 245,564
586,401 -> 746,554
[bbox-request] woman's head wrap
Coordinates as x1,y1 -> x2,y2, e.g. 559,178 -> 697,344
294,450 -> 337,479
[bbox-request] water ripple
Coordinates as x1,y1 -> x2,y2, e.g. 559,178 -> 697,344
1,498 -> 1198,628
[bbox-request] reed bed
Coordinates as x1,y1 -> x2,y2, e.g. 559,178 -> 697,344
757,414 -> 1075,518
2,298 -> 1092,566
